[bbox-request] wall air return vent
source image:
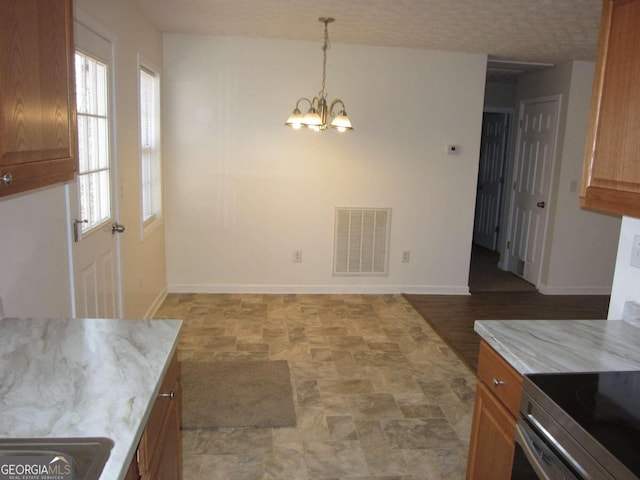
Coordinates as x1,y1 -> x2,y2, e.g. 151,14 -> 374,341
333,207 -> 391,276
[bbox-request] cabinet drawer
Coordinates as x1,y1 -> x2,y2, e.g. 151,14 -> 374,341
138,351 -> 179,475
477,341 -> 522,418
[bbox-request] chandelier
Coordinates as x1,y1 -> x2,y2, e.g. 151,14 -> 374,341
285,17 -> 353,132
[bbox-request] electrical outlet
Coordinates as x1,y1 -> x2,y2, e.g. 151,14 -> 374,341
631,235 -> 640,268
293,250 -> 302,263
402,251 -> 410,263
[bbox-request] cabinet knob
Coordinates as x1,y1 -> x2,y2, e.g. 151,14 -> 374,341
1,173 -> 12,186
492,378 -> 505,387
159,391 -> 175,399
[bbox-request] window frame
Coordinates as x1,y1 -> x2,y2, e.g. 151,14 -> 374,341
138,55 -> 163,239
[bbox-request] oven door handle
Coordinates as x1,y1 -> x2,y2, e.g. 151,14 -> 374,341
514,422 -> 554,480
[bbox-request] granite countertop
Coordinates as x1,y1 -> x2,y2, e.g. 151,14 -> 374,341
0,317 -> 182,480
474,319 -> 640,374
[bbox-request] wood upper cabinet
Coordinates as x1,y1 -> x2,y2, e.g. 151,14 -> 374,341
466,341 -> 523,480
580,0 -> 640,217
0,0 -> 77,198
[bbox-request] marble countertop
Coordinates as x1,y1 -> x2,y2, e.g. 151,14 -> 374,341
0,317 -> 182,480
475,319 -> 640,374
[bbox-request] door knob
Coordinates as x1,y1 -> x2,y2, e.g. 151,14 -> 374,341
112,223 -> 125,234
1,173 -> 12,185
536,201 -> 545,208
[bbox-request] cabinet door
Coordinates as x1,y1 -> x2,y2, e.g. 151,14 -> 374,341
0,0 -> 76,197
125,455 -> 140,480
581,0 -> 640,217
156,383 -> 182,480
138,354 -> 180,477
466,382 -> 516,480
145,380 -> 182,480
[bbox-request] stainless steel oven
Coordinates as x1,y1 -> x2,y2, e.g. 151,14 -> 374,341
511,372 -> 640,480
512,415 -> 583,479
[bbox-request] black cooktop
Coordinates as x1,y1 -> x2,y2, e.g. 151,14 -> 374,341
527,370 -> 640,478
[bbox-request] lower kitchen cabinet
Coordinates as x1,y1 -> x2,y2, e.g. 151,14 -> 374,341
151,382 -> 182,480
132,351 -> 182,480
466,341 -> 522,480
125,457 -> 140,480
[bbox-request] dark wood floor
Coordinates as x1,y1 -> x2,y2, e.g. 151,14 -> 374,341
468,245 -> 537,293
404,247 -> 610,372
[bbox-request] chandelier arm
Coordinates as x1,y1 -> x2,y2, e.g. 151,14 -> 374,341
295,97 -> 314,110
329,99 -> 345,116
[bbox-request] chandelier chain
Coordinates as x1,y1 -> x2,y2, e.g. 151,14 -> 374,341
320,20 -> 330,99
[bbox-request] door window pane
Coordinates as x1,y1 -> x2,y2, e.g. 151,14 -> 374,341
75,51 -> 110,232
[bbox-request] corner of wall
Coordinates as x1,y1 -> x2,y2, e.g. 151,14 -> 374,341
609,216 -> 640,319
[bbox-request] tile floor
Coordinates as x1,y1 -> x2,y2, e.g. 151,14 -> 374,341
154,294 -> 476,479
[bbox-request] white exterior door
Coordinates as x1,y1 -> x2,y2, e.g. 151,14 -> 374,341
507,97 -> 560,285
473,112 -> 509,250
68,21 -> 122,318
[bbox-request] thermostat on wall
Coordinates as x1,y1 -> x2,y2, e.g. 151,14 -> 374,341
446,145 -> 460,155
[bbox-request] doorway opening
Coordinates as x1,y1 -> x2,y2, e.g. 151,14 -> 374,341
470,109 -> 535,293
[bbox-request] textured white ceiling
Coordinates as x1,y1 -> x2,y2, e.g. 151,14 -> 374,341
129,0 -> 602,65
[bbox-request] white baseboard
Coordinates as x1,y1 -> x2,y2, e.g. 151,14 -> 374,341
167,284 -> 470,295
537,284 -> 611,295
144,287 -> 168,319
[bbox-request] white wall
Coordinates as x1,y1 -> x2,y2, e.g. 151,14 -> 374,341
163,35 -> 487,293
499,61 -> 620,294
541,61 -> 621,294
75,0 -> 167,318
609,216 -> 640,319
0,186 -> 72,318
484,82 -> 517,110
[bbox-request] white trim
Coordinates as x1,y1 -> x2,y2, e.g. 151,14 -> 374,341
143,287 -> 169,319
64,183 -> 77,318
167,284 -> 470,295
537,284 -> 612,295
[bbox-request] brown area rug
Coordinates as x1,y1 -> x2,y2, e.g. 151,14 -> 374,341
181,360 -> 296,429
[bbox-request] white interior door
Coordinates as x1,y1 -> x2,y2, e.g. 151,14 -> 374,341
68,21 -> 123,318
507,97 -> 560,285
473,112 -> 509,250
